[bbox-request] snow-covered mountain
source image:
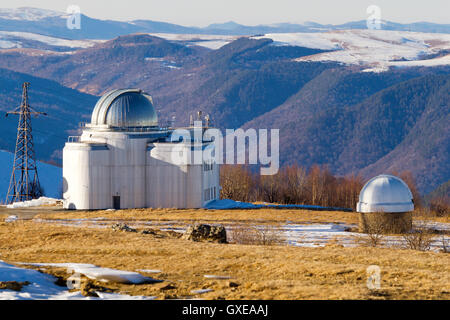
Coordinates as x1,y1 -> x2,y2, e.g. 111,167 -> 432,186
0,31 -> 103,51
0,7 -> 449,40
156,30 -> 450,70
0,7 -> 66,21
0,150 -> 62,202
254,30 -> 450,71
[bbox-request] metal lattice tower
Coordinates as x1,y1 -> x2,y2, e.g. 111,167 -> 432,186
5,82 -> 47,204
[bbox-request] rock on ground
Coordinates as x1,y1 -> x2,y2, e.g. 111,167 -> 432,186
111,223 -> 137,233
182,224 -> 227,243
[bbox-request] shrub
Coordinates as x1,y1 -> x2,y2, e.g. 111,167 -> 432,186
228,224 -> 281,246
355,214 -> 385,247
402,221 -> 434,251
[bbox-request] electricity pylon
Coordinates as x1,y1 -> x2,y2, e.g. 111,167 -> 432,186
5,82 -> 47,204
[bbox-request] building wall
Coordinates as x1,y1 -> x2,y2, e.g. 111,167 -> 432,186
63,143 -> 110,210
147,142 -> 204,208
107,135 -> 147,209
63,130 -> 219,210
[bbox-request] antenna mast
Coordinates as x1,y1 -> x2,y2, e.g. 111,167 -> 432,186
5,82 -> 47,204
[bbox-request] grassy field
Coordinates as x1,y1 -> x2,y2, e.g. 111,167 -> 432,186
34,207 -> 362,224
0,207 -> 449,300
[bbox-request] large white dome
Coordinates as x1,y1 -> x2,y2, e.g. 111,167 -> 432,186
91,89 -> 158,128
356,174 -> 414,213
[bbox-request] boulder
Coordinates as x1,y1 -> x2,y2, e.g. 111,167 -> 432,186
182,224 -> 227,243
111,223 -> 137,233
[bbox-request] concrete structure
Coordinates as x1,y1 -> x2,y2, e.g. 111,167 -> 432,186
63,89 -> 219,210
357,175 -> 414,233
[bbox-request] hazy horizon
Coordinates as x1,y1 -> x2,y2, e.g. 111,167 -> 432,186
1,1 -> 449,27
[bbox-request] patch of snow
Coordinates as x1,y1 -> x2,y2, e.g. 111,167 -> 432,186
0,7 -> 65,21
204,275 -> 231,279
419,220 -> 450,232
0,40 -> 20,49
7,197 -> 61,209
145,57 -> 165,62
145,57 -> 181,69
191,289 -> 213,294
5,215 -> 18,223
390,53 -> 450,67
74,266 -> 157,284
95,292 -> 157,300
148,33 -> 239,49
257,33 -> 341,50
137,269 -> 162,274
0,260 -> 152,300
19,263 -> 157,284
0,150 -> 61,200
0,31 -> 103,49
250,222 -> 448,252
191,40 -> 231,50
362,65 -> 390,73
166,65 -> 181,69
281,223 -> 355,247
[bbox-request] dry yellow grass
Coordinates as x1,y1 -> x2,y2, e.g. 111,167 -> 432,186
34,207 -> 360,225
30,207 -> 449,224
0,216 -> 449,300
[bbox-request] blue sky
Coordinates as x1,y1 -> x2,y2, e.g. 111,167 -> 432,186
5,0 -> 450,26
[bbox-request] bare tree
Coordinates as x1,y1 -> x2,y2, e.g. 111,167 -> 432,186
219,164 -> 370,210
430,196 -> 449,217
359,214 -> 385,247
335,174 -> 363,210
220,165 -> 254,202
229,224 -> 281,245
281,165 -> 308,204
259,173 -> 281,203
402,220 -> 434,251
307,165 -> 336,207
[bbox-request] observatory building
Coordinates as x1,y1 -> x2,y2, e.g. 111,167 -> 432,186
357,174 -> 414,233
63,89 -> 220,210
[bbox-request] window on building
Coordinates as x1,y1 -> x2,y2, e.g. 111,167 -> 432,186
205,187 -> 216,201
203,161 -> 215,172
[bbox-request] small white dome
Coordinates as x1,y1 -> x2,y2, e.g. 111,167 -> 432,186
356,174 -> 414,213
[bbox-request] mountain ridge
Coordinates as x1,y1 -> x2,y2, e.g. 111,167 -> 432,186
0,7 -> 449,40
0,30 -> 447,194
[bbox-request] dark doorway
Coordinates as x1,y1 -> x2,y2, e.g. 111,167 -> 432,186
113,196 -> 120,210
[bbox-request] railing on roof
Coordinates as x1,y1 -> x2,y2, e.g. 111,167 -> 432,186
67,136 -> 81,143
106,125 -> 161,132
